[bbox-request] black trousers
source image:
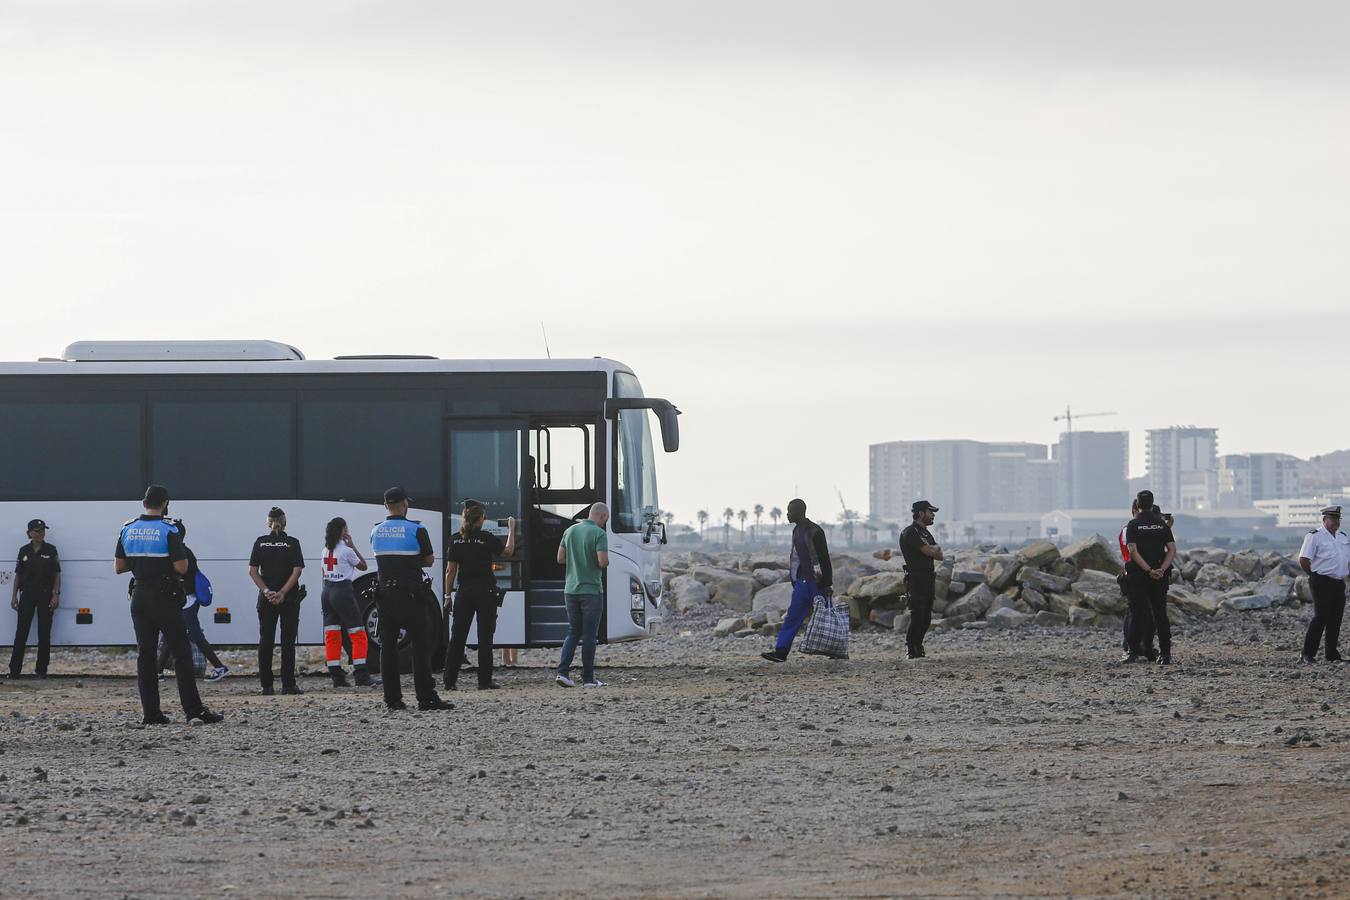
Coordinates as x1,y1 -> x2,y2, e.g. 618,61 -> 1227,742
1127,571 -> 1171,657
9,590 -> 54,675
1304,573 -> 1346,661
377,581 -> 436,706
906,576 -> 935,651
131,584 -> 204,718
446,581 -> 499,688
257,592 -> 301,688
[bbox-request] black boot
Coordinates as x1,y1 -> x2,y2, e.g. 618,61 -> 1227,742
330,667 -> 350,688
353,666 -> 380,687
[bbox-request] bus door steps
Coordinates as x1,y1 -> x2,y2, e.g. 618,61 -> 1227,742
527,580 -> 571,644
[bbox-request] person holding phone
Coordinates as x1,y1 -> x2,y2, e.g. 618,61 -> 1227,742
320,517 -> 378,688
444,501 -> 516,691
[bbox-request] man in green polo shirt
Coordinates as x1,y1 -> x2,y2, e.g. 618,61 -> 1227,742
555,502 -> 610,688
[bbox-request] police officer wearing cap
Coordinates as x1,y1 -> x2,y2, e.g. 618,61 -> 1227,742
900,501 -> 943,659
9,518 -> 61,679
248,507 -> 306,695
1298,505 -> 1350,664
114,485 -> 223,725
370,486 -> 452,711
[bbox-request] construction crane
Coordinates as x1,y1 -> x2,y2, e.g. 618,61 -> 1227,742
1052,405 -> 1116,436
1052,406 -> 1117,510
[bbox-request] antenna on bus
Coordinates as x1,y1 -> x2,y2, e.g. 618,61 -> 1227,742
540,322 -> 552,359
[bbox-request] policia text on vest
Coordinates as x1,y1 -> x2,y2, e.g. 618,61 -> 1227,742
114,484 -> 223,726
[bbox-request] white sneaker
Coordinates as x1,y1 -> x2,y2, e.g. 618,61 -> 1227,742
582,680 -> 607,689
207,666 -> 229,682
555,674 -> 575,688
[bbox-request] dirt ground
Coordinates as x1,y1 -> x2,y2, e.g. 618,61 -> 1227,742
2,619 -> 1348,899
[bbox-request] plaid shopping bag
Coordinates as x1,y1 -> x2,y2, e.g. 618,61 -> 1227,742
799,592 -> 850,659
158,635 -> 208,677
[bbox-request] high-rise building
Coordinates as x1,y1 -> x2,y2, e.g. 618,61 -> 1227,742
869,439 -> 1054,522
1218,453 -> 1301,507
1145,427 -> 1219,510
1055,431 -> 1129,509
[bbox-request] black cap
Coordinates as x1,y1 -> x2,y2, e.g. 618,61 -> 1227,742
26,518 -> 48,531
383,486 -> 409,505
143,484 -> 170,507
1136,489 -> 1154,509
912,500 -> 939,513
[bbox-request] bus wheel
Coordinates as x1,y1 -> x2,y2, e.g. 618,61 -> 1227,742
359,594 -> 446,676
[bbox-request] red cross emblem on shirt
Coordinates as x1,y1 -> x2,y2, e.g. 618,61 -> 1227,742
323,553 -> 337,572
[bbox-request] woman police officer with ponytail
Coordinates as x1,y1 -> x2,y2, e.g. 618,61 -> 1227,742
443,501 -> 516,691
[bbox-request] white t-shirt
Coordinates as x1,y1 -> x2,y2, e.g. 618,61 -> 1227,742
320,544 -> 363,582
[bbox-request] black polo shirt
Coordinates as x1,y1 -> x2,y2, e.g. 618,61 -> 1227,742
899,523 -> 937,579
1125,513 -> 1175,573
248,532 -> 305,591
15,542 -> 61,594
447,529 -> 505,585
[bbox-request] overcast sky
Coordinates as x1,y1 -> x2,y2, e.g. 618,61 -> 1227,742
3,1 -> 1347,524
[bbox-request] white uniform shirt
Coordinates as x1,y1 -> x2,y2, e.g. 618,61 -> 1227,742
319,544 -> 362,582
1298,527 -> 1350,579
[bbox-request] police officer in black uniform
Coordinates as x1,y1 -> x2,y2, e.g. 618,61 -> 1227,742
248,507 -> 306,695
1124,490 -> 1177,665
9,518 -> 61,679
899,500 -> 943,659
114,485 -> 223,725
444,500 -> 516,691
370,486 -> 452,711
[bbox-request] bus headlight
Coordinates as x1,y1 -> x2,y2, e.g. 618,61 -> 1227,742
630,576 -> 646,626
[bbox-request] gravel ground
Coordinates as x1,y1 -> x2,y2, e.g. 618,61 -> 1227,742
2,608 -> 1348,898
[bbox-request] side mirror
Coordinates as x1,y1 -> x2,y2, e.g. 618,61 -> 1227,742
604,398 -> 682,453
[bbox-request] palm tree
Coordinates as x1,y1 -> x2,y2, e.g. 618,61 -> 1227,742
722,507 -> 734,546
770,507 -> 783,537
737,509 -> 748,543
753,504 -> 764,541
963,525 -> 977,545
664,511 -> 675,529
697,509 -> 709,536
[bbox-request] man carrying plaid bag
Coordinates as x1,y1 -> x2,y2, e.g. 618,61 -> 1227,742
761,498 -> 833,663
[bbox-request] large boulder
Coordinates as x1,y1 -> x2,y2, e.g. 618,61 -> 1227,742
945,583 -> 996,619
870,608 -> 901,629
1193,563 -> 1242,592
1061,534 -> 1123,575
952,569 -> 987,585
1227,550 -> 1263,580
1033,610 -> 1068,627
751,581 -> 795,616
1187,547 -> 1230,566
947,580 -> 968,596
1179,559 -> 1203,582
1295,575 -> 1313,605
1068,606 -> 1098,627
843,595 -> 870,627
752,568 -> 789,587
850,571 -> 908,600
1018,568 -> 1073,594
1020,587 -> 1049,612
985,555 -> 1023,591
1045,592 -> 1076,616
987,607 -> 1033,629
1071,569 -> 1127,614
1166,587 -> 1219,616
1251,572 -> 1296,605
668,574 -> 711,612
710,575 -> 758,612
1017,540 -> 1061,568
713,617 -> 745,637
1220,593 -> 1277,612
689,565 -> 745,587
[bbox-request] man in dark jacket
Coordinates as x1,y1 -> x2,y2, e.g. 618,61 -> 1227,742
899,500 -> 943,659
761,498 -> 832,663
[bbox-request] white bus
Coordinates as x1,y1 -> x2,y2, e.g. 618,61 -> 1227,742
0,341 -> 680,673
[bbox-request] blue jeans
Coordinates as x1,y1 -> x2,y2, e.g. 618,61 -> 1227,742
558,593 -> 602,683
775,579 -> 818,655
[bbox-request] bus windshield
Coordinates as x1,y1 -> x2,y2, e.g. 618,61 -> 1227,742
613,373 -> 659,534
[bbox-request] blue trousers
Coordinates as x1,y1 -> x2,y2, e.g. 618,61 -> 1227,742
775,579 -> 818,655
558,593 -> 602,683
